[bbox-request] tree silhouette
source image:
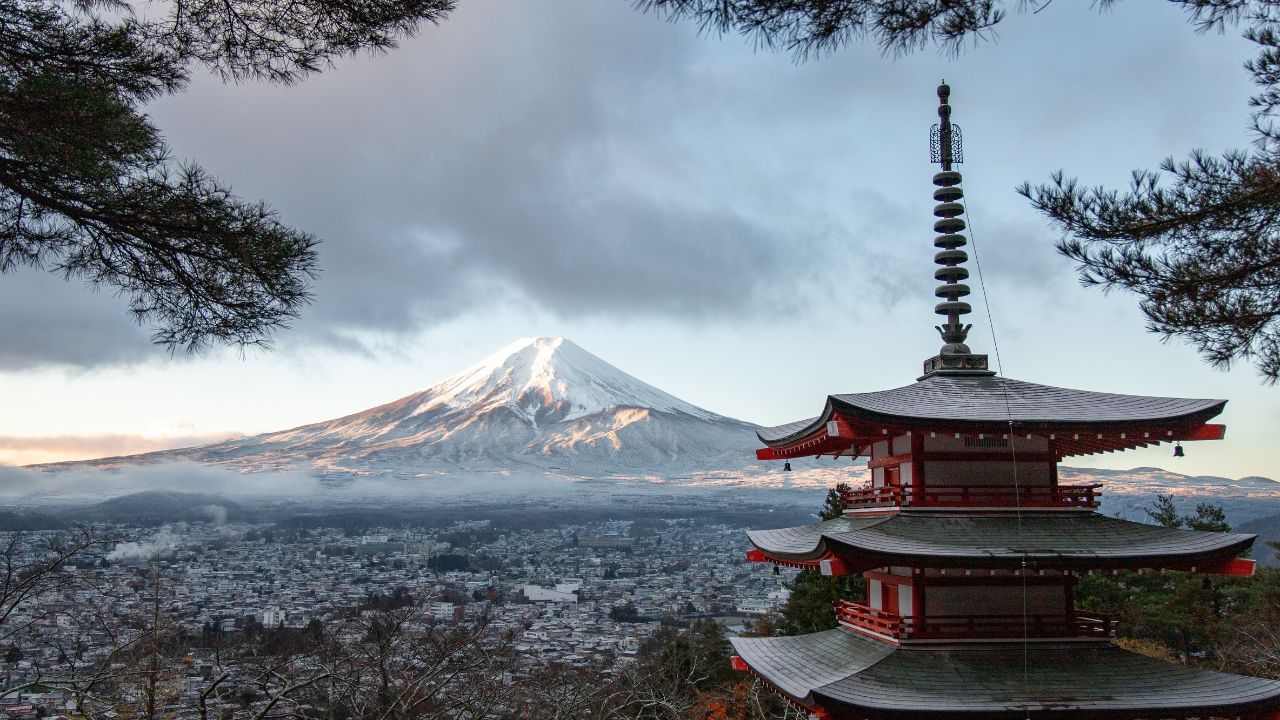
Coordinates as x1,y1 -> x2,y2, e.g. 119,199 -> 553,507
2,0 -> 454,351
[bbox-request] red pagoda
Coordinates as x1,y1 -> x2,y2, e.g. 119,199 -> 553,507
729,85 -> 1280,720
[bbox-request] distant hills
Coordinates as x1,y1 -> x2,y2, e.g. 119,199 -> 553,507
1059,466 -> 1280,526
86,489 -> 241,524
1238,514 -> 1280,566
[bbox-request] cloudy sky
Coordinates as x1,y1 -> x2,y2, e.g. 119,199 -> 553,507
1,1 -> 1275,479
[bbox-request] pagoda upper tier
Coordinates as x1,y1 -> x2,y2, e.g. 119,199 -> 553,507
756,374 -> 1225,461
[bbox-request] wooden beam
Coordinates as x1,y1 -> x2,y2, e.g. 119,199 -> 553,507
1181,423 -> 1227,441
921,451 -> 1055,463
868,452 -> 912,469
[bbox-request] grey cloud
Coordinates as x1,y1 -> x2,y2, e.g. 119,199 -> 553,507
142,0 -> 857,341
4,0 -> 1259,368
8,0 -> 846,369
0,269 -> 158,369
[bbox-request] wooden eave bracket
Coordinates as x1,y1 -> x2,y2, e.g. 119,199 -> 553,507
746,548 -> 864,575
1179,423 -> 1227,441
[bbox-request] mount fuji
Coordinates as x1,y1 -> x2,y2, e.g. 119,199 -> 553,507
65,337 -> 765,478
26,338 -> 1280,528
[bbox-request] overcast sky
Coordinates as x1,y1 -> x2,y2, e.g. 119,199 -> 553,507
1,0 -> 1276,479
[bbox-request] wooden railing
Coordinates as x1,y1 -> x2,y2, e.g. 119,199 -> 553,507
908,613 -> 1115,639
838,483 -> 1101,509
835,601 -> 903,638
835,601 -> 1114,640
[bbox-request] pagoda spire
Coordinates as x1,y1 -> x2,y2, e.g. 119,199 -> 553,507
921,82 -> 993,379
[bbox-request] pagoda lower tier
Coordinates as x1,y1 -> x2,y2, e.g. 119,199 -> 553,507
730,630 -> 1280,720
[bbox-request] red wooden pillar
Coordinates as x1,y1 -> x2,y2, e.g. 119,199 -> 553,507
1064,572 -> 1076,621
1048,436 -> 1059,491
883,579 -> 899,616
911,431 -> 926,502
914,568 -> 926,633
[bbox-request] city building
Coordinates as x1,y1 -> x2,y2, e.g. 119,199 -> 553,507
728,84 -> 1280,720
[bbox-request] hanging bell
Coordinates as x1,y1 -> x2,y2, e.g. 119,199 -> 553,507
783,461 -> 792,472
1173,442 -> 1185,458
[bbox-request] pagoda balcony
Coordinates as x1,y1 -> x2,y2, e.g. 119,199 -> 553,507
835,600 -> 1115,641
838,483 -> 1101,510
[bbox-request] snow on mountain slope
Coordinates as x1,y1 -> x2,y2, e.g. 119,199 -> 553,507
68,337 -> 764,477
414,337 -> 722,426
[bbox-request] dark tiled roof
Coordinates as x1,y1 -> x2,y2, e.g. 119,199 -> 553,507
758,375 -> 1224,444
757,417 -> 820,443
747,513 -> 1254,568
733,630 -> 1280,716
728,630 -> 892,700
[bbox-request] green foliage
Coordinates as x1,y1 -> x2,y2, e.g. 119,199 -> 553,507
737,613 -> 779,638
1075,496 -> 1239,659
635,0 -> 1005,60
1072,496 -> 1280,674
1217,566 -> 1280,679
1078,565 -> 1227,659
777,486 -> 867,635
361,586 -> 414,612
425,553 -> 469,572
610,601 -> 643,623
1077,564 -> 1280,679
1186,503 -> 1231,532
2,0 -> 454,350
779,570 -> 865,636
638,620 -> 733,691
1146,493 -> 1184,529
1145,494 -> 1232,532
818,482 -> 851,521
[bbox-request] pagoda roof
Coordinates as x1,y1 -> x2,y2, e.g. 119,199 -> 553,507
757,375 -> 1224,457
747,513 -> 1254,571
731,629 -> 1280,718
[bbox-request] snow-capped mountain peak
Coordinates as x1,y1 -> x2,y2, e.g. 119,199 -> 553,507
68,336 -> 762,476
410,336 -> 721,426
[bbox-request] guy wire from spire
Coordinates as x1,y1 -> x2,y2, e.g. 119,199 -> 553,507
961,164 -> 1032,720
933,81 -> 1031,716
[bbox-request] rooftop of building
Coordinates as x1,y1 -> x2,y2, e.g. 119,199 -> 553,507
732,629 -> 1280,719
